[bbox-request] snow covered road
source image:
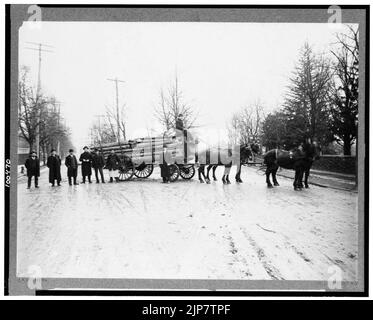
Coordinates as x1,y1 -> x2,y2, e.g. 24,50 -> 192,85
16,165 -> 358,281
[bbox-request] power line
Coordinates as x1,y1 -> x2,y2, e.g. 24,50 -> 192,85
26,41 -> 54,48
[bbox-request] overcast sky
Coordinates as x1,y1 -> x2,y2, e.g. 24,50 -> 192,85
19,22 -> 351,149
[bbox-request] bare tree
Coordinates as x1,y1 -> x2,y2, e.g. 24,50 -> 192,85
18,65 -> 72,161
38,100 -> 68,163
156,89 -> 172,130
154,75 -> 198,130
90,119 -> 117,146
88,103 -> 127,147
329,26 -> 359,155
18,66 -> 47,151
105,104 -> 127,142
228,101 -> 265,145
227,113 -> 241,145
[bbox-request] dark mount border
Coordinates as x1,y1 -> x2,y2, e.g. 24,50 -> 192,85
4,4 -> 11,296
4,4 -> 369,297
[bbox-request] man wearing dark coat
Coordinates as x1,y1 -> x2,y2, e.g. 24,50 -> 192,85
160,145 -> 171,183
47,149 -> 62,187
65,148 -> 79,185
106,149 -> 121,183
79,146 -> 93,183
92,148 -> 105,183
25,151 -> 40,189
175,113 -> 184,131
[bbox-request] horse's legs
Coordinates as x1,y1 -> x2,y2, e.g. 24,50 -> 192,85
226,172 -> 231,184
298,169 -> 305,188
296,162 -> 304,189
272,165 -> 279,186
206,165 -> 213,182
226,166 -> 231,184
222,166 -> 231,184
198,165 -> 205,183
294,167 -> 303,191
212,165 -> 218,181
304,165 -> 310,188
266,165 -> 273,188
235,164 -> 242,183
293,169 -> 298,190
204,165 -> 211,184
197,165 -> 202,182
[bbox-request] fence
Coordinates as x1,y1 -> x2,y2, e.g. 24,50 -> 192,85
256,154 -> 356,175
311,155 -> 356,175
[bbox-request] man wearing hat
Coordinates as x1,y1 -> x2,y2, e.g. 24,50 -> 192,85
160,144 -> 171,183
79,146 -> 93,183
47,149 -> 62,187
24,151 -> 40,189
92,148 -> 105,183
65,149 -> 79,185
175,113 -> 184,131
106,149 -> 121,183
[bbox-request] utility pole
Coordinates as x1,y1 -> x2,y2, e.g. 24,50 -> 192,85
52,99 -> 62,156
25,42 -> 54,158
107,77 -> 125,143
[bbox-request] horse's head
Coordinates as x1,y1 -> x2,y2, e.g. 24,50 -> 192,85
302,139 -> 321,161
250,143 -> 260,155
239,143 -> 259,163
311,141 -> 322,160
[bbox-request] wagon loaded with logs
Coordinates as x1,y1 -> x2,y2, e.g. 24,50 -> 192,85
95,129 -> 196,182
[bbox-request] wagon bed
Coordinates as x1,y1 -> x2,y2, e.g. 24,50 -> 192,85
93,130 -> 196,182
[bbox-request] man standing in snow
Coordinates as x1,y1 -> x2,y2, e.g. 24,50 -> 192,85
25,151 -> 40,189
92,148 -> 105,183
79,146 -> 93,183
160,144 -> 171,183
65,148 -> 79,185
106,149 -> 121,183
47,149 -> 62,187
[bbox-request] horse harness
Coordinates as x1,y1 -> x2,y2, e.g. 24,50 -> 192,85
274,149 -> 293,164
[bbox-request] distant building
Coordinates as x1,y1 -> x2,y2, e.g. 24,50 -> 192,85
18,136 -> 30,165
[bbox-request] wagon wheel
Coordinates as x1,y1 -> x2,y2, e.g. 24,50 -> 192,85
168,164 -> 180,182
179,165 -> 195,180
134,163 -> 154,178
118,165 -> 134,181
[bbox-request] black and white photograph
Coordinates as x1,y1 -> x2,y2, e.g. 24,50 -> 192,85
4,4 -> 369,296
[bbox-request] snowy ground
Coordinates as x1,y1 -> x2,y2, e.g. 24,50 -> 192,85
16,165 -> 358,281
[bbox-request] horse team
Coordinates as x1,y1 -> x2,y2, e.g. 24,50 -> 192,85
263,138 -> 321,190
197,138 -> 321,191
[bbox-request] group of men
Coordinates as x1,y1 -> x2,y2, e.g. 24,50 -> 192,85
24,147 -> 122,189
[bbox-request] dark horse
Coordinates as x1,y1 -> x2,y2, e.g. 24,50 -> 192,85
198,143 -> 259,184
263,139 -> 321,190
